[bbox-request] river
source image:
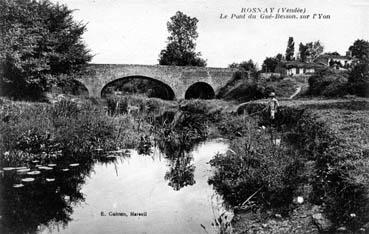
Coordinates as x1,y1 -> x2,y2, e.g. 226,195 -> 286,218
0,139 -> 233,234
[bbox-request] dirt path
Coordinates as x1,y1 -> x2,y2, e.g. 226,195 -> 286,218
289,86 -> 302,99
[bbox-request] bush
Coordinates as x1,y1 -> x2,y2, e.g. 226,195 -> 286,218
0,99 -> 119,165
276,107 -> 369,231
209,115 -> 305,214
348,63 -> 369,97
308,68 -> 349,97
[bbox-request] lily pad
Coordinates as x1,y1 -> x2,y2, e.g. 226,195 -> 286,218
39,166 -> 53,170
17,168 -> 31,173
61,168 -> 70,172
69,163 -> 80,167
27,171 -> 41,175
46,178 -> 55,182
32,160 -> 40,163
22,178 -> 35,182
2,167 -> 15,171
48,164 -> 57,167
15,166 -> 28,170
13,184 -> 24,188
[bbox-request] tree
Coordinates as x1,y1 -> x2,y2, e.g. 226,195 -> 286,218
229,60 -> 258,73
348,63 -> 369,97
0,0 -> 92,99
262,57 -> 279,72
299,41 -> 324,62
307,41 -> 324,60
349,39 -> 369,61
285,37 -> 295,61
158,11 -> 206,66
276,53 -> 284,61
298,43 -> 309,62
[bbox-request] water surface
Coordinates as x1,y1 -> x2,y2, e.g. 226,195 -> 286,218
0,139 -> 233,234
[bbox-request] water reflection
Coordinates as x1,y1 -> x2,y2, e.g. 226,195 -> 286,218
0,141 -> 231,234
164,152 -> 195,191
0,154 -> 124,234
154,131 -> 198,191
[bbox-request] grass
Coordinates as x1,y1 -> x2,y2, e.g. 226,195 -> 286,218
229,97 -> 369,232
217,74 -> 307,102
0,97 -> 148,166
209,114 -> 305,215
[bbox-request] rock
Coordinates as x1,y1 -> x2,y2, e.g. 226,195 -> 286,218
312,213 -> 332,232
337,226 -> 346,232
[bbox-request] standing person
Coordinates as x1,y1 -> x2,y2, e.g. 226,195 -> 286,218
268,92 -> 279,120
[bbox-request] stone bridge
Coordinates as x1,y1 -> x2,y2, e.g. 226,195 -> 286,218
75,64 -> 236,99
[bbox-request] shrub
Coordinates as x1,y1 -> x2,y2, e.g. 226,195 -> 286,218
277,107 -> 369,231
0,99 -> 120,164
209,116 -> 305,214
308,68 -> 349,97
348,63 -> 369,97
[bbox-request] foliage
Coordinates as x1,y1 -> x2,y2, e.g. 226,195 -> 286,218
218,74 -> 300,101
216,71 -> 248,99
298,41 -> 324,62
0,0 -> 92,99
0,99 -> 130,165
308,68 -> 349,97
283,109 -> 369,231
219,79 -> 265,102
285,37 -> 295,61
261,57 -> 280,72
105,95 -> 176,116
276,53 -> 284,61
347,63 -> 369,97
158,11 -> 206,66
102,77 -> 174,100
209,114 -> 305,214
229,60 -> 258,73
298,43 -> 309,62
348,39 -> 369,62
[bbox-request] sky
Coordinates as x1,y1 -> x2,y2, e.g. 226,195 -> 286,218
51,0 -> 369,68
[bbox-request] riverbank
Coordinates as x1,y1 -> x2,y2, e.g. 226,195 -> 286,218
1,96 -> 368,233
228,97 -> 369,233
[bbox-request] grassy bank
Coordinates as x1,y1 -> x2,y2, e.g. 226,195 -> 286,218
0,97 -> 151,167
220,98 -> 369,233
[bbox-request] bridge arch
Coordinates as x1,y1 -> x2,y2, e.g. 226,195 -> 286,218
100,75 -> 176,100
185,82 -> 215,99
